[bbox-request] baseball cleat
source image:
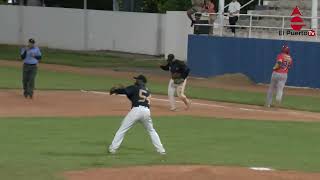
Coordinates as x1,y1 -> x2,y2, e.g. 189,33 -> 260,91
158,151 -> 166,155
170,108 -> 177,111
108,149 -> 117,155
185,100 -> 192,110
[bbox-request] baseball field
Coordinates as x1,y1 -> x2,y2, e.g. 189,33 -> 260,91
1,45 -> 320,180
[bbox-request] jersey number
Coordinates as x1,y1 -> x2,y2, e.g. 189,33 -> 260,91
280,56 -> 292,70
280,61 -> 288,69
139,90 -> 151,105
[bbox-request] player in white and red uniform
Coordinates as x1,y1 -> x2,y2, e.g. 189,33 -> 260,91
265,45 -> 293,107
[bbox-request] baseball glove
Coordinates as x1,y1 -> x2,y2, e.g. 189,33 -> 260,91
172,72 -> 181,79
109,84 -> 124,95
172,72 -> 184,85
173,78 -> 185,84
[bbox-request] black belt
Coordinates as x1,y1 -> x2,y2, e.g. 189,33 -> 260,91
133,105 -> 149,109
24,63 -> 37,66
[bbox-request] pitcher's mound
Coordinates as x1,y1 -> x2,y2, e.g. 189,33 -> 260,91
65,165 -> 320,180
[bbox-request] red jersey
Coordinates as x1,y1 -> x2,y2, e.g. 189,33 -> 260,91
274,53 -> 293,74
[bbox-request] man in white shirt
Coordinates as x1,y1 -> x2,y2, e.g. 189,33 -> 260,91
228,0 -> 241,35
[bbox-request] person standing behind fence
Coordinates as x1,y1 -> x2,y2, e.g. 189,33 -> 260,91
228,0 -> 241,36
20,38 -> 42,99
187,0 -> 205,27
204,0 -> 215,35
265,45 -> 293,108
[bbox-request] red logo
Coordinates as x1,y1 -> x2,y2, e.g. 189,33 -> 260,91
290,6 -> 305,31
308,30 -> 316,36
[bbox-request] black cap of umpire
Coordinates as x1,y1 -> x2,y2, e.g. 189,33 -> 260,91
167,54 -> 175,62
134,75 -> 147,84
28,38 -> 36,44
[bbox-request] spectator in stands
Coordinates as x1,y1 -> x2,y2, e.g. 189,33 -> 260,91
204,0 -> 215,35
228,0 -> 241,36
187,0 -> 205,27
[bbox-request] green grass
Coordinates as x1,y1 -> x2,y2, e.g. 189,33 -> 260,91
1,66 -> 320,112
0,44 -> 162,68
0,116 -> 319,180
0,66 -> 132,90
188,87 -> 320,112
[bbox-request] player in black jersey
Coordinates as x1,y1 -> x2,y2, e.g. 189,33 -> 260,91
160,54 -> 191,111
108,75 -> 166,155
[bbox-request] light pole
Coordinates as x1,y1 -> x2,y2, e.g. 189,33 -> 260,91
113,0 -> 119,11
83,0 -> 88,50
219,0 -> 225,36
84,0 -> 87,10
18,0 -> 24,44
311,0 -> 318,29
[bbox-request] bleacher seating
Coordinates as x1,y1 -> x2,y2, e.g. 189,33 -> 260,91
221,0 -> 320,41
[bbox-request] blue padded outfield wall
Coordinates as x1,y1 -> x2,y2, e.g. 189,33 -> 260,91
187,35 -> 320,88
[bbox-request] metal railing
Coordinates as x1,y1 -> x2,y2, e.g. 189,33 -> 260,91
196,13 -> 320,41
224,0 -> 256,10
240,0 -> 256,10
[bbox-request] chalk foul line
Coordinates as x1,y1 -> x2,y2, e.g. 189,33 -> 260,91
80,89 -> 317,118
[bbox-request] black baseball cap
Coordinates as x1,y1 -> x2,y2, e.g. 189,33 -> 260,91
168,54 -> 175,60
134,75 -> 147,83
28,38 -> 35,44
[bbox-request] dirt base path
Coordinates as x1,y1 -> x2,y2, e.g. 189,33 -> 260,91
1,60 -> 319,97
65,165 -> 320,180
1,90 -> 320,122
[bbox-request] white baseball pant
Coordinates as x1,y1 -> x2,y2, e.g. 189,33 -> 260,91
168,78 -> 187,110
109,106 -> 165,153
266,72 -> 288,107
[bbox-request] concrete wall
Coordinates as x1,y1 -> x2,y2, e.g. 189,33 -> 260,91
0,5 -> 21,44
22,6 -> 85,50
164,11 -> 193,60
188,35 -> 320,88
0,5 -> 168,55
87,10 -> 166,55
